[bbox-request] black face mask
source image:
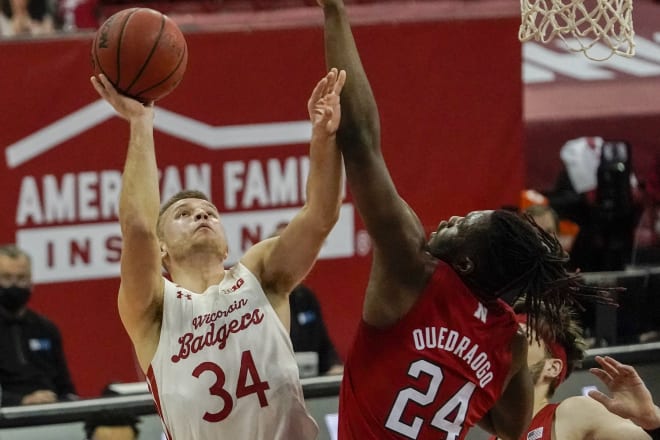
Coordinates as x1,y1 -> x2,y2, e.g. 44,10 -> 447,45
0,286 -> 31,313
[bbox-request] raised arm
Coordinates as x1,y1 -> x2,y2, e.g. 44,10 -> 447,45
91,75 -> 164,371
478,332 -> 533,440
320,0 -> 429,321
243,69 -> 345,298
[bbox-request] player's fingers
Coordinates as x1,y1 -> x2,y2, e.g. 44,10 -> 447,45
603,356 -> 632,374
97,74 -> 117,94
590,367 -> 614,385
324,69 -> 337,95
90,76 -> 108,96
309,77 -> 328,107
588,389 -> 612,408
598,356 -> 622,377
333,69 -> 347,95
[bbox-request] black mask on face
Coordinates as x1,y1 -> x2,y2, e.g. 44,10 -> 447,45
0,286 -> 31,313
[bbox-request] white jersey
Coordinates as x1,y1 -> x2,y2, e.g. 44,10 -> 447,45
146,263 -> 319,440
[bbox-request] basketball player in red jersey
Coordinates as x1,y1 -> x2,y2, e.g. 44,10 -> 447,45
90,68 -> 346,439
488,303 -> 659,440
318,1 -> 611,439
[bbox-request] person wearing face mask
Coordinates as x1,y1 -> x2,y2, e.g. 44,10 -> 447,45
0,244 -> 77,406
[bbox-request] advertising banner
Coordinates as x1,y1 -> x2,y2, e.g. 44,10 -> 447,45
0,13 -> 522,396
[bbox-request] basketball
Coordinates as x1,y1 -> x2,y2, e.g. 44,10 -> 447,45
91,8 -> 188,102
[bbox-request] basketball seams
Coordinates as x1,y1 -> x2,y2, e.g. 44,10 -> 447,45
116,8 -> 140,88
92,31 -> 108,80
92,8 -> 132,84
92,7 -> 187,102
124,13 -> 166,96
134,41 -> 187,99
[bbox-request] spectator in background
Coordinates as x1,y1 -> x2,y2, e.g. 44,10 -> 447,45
271,223 -> 343,377
290,284 -> 343,376
85,410 -> 140,440
546,137 -> 642,271
632,153 -> 660,265
525,204 -> 559,236
0,244 -> 77,406
84,384 -> 141,440
57,0 -> 98,32
0,0 -> 54,36
521,189 -> 578,253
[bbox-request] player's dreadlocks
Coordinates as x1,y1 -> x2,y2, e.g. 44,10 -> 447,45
470,209 -> 618,341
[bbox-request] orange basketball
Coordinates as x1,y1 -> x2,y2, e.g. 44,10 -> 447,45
91,8 -> 188,102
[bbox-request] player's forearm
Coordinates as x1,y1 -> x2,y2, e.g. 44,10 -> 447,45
304,133 -> 343,232
119,117 -> 160,235
322,2 -> 380,155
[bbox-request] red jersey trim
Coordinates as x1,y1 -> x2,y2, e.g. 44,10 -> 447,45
146,365 -> 174,440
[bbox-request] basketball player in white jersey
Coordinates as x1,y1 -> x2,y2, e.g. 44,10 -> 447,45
90,68 -> 347,440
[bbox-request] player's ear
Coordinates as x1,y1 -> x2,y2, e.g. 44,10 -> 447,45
545,358 -> 563,379
160,242 -> 168,259
452,256 -> 474,275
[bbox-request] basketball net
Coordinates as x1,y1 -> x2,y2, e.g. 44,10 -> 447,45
519,0 -> 635,61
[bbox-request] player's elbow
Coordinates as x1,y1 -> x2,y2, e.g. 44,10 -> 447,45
337,118 -> 380,152
318,208 -> 341,235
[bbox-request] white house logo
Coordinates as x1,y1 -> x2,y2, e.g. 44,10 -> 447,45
7,100 -> 355,284
5,100 -> 314,168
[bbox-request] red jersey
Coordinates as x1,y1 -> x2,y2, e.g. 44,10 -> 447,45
339,261 -> 518,440
488,403 -> 558,440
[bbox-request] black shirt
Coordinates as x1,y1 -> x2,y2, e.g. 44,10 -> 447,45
0,308 -> 76,406
289,285 -> 341,375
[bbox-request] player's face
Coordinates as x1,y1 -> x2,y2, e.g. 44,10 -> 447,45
161,198 -> 228,260
524,326 -> 553,385
427,210 -> 493,258
526,330 -> 548,367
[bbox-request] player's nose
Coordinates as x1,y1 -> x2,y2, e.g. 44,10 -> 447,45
194,209 -> 209,220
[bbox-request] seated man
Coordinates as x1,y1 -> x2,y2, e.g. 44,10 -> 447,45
270,223 -> 343,376
290,283 -> 343,376
0,244 -> 77,406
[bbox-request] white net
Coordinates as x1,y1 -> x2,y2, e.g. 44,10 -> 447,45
519,0 -> 636,61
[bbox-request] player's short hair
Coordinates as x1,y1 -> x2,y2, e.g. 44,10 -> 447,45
157,190 -> 212,239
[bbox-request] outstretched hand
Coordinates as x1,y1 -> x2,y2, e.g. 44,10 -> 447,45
90,74 -> 154,122
307,68 -> 346,137
588,355 -> 660,430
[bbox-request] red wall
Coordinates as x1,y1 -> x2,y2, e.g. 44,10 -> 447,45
0,12 -> 523,396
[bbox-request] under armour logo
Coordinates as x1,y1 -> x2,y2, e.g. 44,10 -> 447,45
177,291 -> 192,300
474,302 -> 488,323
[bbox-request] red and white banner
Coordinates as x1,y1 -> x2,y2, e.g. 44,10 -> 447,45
0,7 -> 522,396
